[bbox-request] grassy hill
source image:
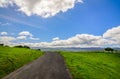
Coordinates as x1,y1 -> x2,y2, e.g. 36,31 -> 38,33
0,46 -> 43,78
1,46 -> 120,79
61,51 -> 120,79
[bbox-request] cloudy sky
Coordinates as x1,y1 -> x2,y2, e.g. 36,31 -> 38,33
0,0 -> 120,48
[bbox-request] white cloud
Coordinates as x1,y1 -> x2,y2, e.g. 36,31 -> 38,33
52,37 -> 60,41
0,36 -> 16,44
103,26 -> 120,44
19,31 -> 33,36
30,37 -> 39,40
17,36 -> 26,40
0,31 -> 40,45
50,35 -> 93,46
103,26 -> 120,38
0,32 -> 8,35
23,34 -> 105,48
0,0 -> 13,7
18,31 -> 40,40
48,34 -> 107,47
0,0 -> 83,18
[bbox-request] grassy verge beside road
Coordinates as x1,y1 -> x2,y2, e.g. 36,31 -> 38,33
0,46 -> 43,78
61,51 -> 120,79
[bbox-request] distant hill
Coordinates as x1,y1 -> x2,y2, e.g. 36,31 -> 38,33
33,47 -> 120,51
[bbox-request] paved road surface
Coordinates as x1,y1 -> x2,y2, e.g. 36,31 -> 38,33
2,52 -> 72,79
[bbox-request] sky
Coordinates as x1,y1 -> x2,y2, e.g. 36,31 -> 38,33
0,0 -> 120,48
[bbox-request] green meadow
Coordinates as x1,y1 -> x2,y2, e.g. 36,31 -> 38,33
0,46 -> 43,78
61,51 -> 120,79
0,46 -> 120,79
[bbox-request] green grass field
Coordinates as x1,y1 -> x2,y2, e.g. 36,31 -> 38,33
0,46 -> 43,78
61,51 -> 120,79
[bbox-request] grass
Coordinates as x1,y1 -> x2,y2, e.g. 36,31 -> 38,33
60,51 -> 120,79
0,46 -> 43,78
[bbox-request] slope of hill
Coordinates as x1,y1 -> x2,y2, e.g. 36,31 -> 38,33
0,46 -> 43,78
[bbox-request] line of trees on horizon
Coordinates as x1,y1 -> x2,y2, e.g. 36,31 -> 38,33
0,44 -> 30,49
0,44 -> 42,51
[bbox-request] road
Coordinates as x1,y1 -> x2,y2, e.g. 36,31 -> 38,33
2,52 -> 72,79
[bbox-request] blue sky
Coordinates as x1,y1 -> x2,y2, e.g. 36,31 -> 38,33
0,0 -> 120,47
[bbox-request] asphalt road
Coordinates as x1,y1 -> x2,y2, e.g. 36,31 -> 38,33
2,52 -> 72,79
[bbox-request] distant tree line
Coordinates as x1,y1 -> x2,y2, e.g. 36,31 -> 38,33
0,44 -> 9,47
104,47 -> 114,52
0,44 -> 30,49
0,44 -> 4,46
14,45 -> 30,49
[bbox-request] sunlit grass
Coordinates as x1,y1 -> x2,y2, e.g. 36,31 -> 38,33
0,46 -> 43,78
61,51 -> 120,79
